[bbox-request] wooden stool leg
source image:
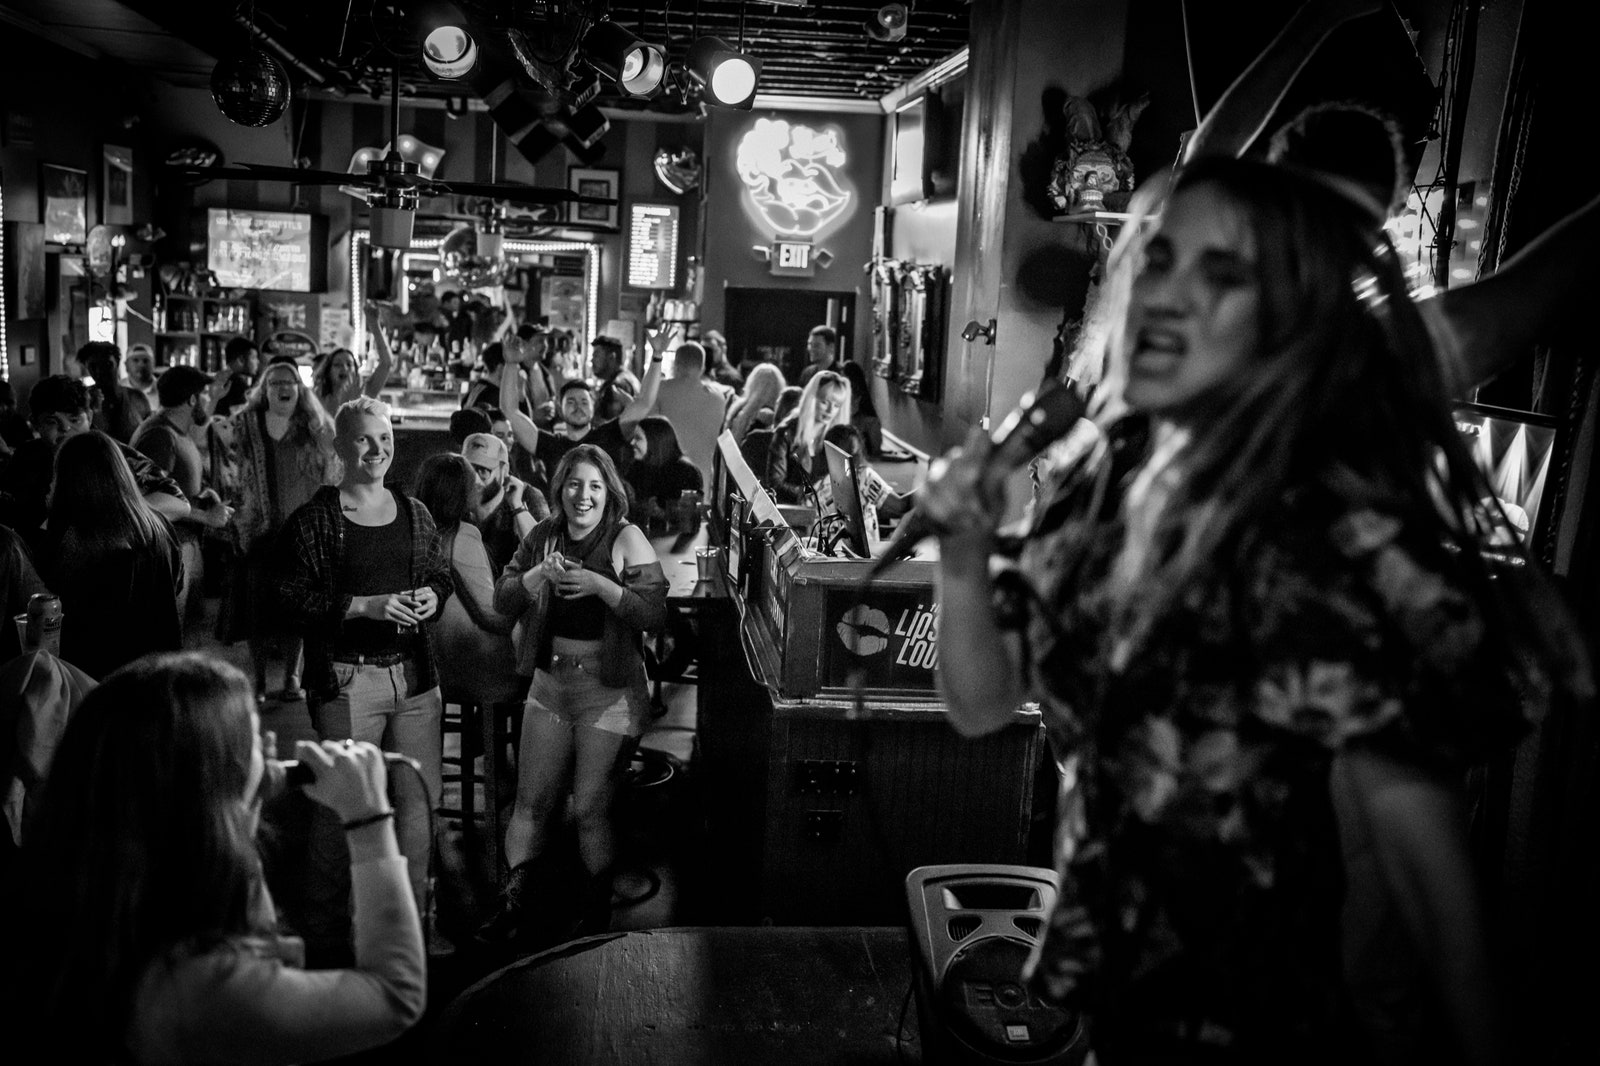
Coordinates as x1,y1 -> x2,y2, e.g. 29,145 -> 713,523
482,699 -> 502,887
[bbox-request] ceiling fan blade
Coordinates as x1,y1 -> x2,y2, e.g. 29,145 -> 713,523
164,162 -> 373,187
433,180 -> 615,206
237,163 -> 378,186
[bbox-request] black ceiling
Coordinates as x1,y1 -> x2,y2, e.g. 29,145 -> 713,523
108,0 -> 970,110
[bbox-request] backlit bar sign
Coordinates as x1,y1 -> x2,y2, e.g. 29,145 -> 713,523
735,118 -> 854,239
207,208 -> 314,291
627,203 -> 679,290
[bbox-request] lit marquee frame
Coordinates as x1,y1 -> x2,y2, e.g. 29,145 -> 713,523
350,231 -> 600,355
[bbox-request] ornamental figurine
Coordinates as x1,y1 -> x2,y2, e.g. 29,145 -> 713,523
1048,93 -> 1148,214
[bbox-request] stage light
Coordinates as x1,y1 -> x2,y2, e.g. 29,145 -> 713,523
687,36 -> 761,110
585,22 -> 667,97
866,4 -> 908,43
423,24 -> 477,79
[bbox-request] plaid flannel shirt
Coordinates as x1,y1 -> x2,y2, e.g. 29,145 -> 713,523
274,485 -> 453,702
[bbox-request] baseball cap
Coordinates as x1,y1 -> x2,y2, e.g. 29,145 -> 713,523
156,365 -> 215,408
461,432 -> 508,467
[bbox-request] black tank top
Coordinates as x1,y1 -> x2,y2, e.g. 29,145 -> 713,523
547,522 -> 619,640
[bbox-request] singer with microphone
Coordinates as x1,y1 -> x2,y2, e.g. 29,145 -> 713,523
919,158 -> 1581,1065
2,653 -> 424,1064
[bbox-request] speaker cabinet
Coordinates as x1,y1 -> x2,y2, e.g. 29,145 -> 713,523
906,865 -> 1088,1065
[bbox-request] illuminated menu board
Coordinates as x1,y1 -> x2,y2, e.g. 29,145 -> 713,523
627,203 -> 679,290
207,208 -> 316,291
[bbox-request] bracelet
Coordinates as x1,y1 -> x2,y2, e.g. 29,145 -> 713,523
342,809 -> 395,832
513,505 -> 531,516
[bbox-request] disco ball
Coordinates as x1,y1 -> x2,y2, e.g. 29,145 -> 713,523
211,48 -> 290,127
440,225 -> 510,289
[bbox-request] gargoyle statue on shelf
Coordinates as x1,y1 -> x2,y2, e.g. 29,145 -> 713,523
1047,92 -> 1148,215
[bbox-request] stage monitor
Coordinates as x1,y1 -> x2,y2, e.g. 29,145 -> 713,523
205,208 -> 327,292
825,440 -> 879,558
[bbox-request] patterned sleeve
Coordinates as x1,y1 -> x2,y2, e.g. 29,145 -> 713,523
1244,508 -> 1523,762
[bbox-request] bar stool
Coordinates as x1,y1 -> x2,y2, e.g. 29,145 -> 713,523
439,692 -> 516,886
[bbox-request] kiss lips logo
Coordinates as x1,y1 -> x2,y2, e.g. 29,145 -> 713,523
836,604 -> 891,656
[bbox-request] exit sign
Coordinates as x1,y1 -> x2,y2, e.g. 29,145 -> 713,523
769,240 -> 815,277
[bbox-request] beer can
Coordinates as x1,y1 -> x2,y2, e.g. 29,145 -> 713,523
25,593 -> 63,657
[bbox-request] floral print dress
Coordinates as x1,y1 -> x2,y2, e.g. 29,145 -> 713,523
1005,419 -> 1523,1063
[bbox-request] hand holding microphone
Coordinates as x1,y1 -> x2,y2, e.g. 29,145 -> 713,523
292,740 -> 392,827
871,377 -> 1090,574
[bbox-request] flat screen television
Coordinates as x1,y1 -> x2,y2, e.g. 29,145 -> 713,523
205,208 -> 327,292
1453,401 -> 1561,557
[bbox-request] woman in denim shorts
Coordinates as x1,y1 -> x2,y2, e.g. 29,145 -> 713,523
482,444 -> 667,943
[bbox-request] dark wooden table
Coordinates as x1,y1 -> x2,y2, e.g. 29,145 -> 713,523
431,926 -> 920,1064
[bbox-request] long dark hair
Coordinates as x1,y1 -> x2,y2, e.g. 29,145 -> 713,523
1089,158 -> 1587,700
414,452 -> 475,533
48,431 -> 173,558
549,443 -> 629,534
839,361 -> 877,420
633,415 -> 686,469
5,653 -> 267,1060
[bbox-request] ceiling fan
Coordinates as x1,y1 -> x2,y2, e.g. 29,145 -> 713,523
166,67 -> 616,249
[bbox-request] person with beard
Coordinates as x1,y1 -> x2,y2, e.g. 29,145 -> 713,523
497,326 -> 668,486
589,337 -> 640,424
461,431 -> 547,572
276,397 -> 451,957
122,342 -> 161,411
131,365 -> 237,625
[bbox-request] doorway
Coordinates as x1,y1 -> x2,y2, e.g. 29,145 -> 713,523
724,288 -> 855,384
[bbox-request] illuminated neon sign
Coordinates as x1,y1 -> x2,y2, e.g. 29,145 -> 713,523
735,118 -> 854,239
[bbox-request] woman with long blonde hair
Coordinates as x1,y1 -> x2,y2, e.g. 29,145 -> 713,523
763,369 -> 850,503
726,362 -> 786,445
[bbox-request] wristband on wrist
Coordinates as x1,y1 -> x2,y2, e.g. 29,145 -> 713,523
513,505 -> 531,516
342,809 -> 395,832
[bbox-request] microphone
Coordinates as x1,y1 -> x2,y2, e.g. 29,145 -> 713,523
263,751 -> 424,800
868,377 -> 1089,575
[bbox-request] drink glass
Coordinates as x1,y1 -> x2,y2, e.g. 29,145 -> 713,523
695,546 -> 722,582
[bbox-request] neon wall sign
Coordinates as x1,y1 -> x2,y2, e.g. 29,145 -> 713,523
735,118 -> 855,240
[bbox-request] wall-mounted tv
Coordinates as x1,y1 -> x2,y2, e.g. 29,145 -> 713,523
887,79 -> 962,206
205,208 -> 327,292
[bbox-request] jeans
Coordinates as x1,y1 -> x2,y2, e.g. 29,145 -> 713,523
302,658 -> 442,952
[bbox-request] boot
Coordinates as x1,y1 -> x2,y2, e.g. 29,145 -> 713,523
473,860 -> 536,947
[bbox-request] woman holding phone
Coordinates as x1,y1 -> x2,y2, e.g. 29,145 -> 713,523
2,653 -> 424,1064
480,444 -> 667,945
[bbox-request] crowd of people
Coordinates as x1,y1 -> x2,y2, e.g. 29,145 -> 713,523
3,2 -> 1596,1059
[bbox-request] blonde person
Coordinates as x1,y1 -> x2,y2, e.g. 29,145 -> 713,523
763,369 -> 850,503
726,362 -> 786,446
220,355 -> 337,701
479,444 -> 667,946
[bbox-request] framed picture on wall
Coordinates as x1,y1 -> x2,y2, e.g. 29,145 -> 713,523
42,163 -> 88,245
103,145 -> 134,225
567,166 -> 620,229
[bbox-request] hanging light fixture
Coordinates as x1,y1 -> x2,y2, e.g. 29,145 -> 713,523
687,36 -> 761,109
584,21 -> 667,97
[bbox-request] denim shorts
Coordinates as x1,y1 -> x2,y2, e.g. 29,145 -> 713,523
527,641 -> 647,737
